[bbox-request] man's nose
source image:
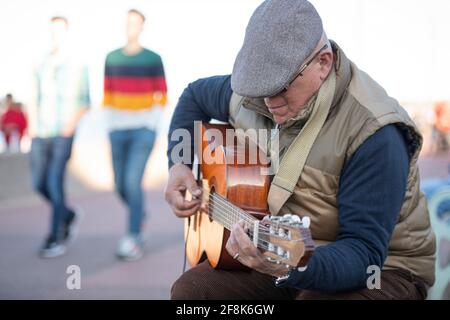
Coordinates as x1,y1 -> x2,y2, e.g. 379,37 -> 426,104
264,96 -> 284,108
264,96 -> 278,107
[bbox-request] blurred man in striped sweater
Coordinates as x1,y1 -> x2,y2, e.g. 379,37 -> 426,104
103,9 -> 167,261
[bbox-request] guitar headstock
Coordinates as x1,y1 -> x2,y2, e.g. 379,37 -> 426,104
257,214 -> 314,270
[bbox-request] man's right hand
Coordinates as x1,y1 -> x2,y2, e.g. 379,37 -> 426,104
165,164 -> 202,218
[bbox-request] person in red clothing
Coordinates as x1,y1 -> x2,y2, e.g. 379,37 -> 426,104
0,101 -> 28,149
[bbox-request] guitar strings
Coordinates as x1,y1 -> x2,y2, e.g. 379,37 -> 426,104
208,199 -> 272,249
208,200 -> 313,255
209,193 -> 269,232
208,194 -> 312,246
193,190 -> 313,259
209,192 -> 267,226
207,195 -> 297,249
210,192 -> 311,236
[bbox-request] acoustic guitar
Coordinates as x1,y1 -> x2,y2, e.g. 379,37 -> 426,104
185,123 -> 314,271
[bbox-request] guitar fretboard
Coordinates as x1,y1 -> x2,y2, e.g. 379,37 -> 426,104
208,192 -> 258,232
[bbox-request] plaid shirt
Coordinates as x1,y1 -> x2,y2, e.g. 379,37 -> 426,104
33,53 -> 90,137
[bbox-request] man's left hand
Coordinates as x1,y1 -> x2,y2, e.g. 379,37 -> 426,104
226,220 -> 290,278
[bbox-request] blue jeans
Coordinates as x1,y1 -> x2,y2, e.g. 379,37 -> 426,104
30,136 -> 74,239
109,127 -> 156,235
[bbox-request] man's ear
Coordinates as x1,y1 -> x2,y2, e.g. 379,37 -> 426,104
319,51 -> 333,80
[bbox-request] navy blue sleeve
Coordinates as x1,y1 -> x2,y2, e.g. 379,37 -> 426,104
167,75 -> 232,168
279,125 -> 410,292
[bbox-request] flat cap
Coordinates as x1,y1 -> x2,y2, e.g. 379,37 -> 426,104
231,0 -> 323,98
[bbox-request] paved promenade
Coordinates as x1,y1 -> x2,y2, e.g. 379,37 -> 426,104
0,153 -> 449,299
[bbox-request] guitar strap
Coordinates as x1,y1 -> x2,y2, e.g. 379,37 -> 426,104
267,68 -> 336,215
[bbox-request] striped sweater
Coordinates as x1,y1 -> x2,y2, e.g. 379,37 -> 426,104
103,48 -> 167,111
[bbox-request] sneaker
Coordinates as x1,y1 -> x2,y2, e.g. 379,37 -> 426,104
39,236 -> 66,258
116,235 -> 144,261
62,208 -> 81,244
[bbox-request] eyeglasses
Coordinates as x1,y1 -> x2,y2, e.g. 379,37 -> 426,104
270,43 -> 329,97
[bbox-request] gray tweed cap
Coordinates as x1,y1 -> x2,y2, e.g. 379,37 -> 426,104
231,0 -> 323,98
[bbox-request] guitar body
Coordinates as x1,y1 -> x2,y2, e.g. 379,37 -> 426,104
185,123 -> 270,269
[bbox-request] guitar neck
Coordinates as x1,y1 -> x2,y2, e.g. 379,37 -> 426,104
197,177 -> 313,269
208,192 -> 258,232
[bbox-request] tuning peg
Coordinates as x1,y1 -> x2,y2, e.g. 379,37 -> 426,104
301,216 -> 311,228
290,215 -> 301,224
281,214 -> 292,222
276,246 -> 284,258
